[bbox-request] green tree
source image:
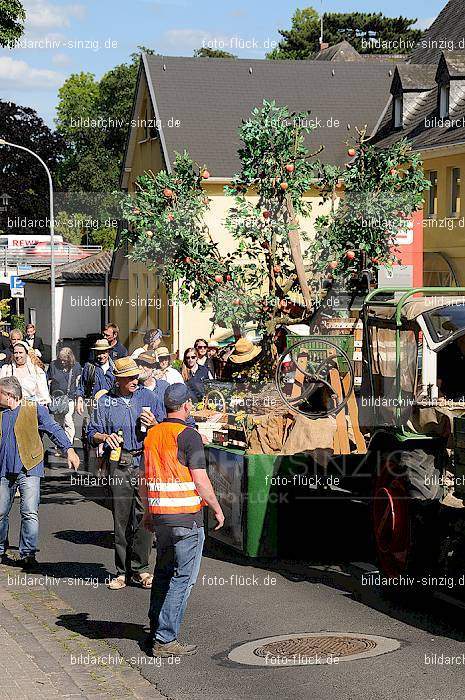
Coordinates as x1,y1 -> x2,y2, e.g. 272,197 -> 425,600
120,101 -> 321,375
193,47 -> 237,58
267,7 -> 423,58
311,128 -> 430,288
56,48 -> 156,193
0,0 -> 25,48
0,100 -> 65,235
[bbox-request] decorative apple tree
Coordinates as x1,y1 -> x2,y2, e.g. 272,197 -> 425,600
120,100 -> 322,378
311,128 -> 430,287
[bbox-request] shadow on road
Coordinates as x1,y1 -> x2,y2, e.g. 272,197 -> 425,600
53,529 -> 113,549
56,612 -> 149,653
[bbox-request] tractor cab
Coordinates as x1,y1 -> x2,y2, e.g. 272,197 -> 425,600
361,288 -> 465,439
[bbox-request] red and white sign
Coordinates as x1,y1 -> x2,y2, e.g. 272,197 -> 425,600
391,209 -> 423,287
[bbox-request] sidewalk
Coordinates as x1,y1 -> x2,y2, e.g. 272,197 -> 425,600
0,561 -> 164,699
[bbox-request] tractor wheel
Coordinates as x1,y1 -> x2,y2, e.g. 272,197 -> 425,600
372,448 -> 445,584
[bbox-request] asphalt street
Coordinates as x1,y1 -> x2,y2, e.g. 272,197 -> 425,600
4,456 -> 465,700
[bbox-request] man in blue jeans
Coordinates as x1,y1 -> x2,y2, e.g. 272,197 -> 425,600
140,383 -> 224,657
0,376 -> 80,569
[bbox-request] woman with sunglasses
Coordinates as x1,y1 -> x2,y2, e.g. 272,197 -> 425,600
181,348 -> 211,402
194,338 -> 216,378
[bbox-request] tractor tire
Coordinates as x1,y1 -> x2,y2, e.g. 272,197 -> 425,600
372,447 -> 446,590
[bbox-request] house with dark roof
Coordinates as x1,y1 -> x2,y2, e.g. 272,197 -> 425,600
112,53 -> 397,352
372,1 -> 465,285
21,250 -> 112,361
110,0 -> 465,351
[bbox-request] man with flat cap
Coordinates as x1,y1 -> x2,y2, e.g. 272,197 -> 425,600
88,357 -> 166,590
140,383 -> 224,657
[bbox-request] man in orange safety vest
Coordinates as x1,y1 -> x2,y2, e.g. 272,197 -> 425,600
140,383 -> 224,657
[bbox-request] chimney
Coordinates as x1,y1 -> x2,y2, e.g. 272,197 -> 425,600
320,42 -> 329,51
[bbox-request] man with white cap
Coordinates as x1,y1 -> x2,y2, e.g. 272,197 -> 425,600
155,347 -> 184,385
88,357 -> 166,590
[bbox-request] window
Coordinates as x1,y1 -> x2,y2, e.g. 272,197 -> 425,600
426,171 -> 438,217
451,167 -> 461,216
439,84 -> 450,118
393,94 -> 403,128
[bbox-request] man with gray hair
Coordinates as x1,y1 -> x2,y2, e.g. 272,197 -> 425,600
0,377 -> 79,569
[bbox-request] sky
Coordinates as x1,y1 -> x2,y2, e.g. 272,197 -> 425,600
0,0 -> 445,126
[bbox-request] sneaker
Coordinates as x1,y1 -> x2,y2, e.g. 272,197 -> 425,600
21,555 -> 38,571
152,640 -> 198,657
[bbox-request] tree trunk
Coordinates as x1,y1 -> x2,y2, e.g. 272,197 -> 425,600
285,193 -> 313,310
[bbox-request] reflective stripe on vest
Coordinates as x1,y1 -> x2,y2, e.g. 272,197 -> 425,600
144,421 -> 204,515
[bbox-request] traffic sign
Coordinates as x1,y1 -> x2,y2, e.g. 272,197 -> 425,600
10,275 -> 25,298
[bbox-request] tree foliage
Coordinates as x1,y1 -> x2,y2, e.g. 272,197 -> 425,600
0,0 -> 25,48
0,101 -> 65,235
120,101 -> 319,342
311,131 -> 430,287
193,47 -> 237,58
55,47 -> 156,192
267,7 -> 423,58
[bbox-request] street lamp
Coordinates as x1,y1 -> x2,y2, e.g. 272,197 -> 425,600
0,139 -> 57,360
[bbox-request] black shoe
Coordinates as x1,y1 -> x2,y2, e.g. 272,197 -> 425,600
1,552 -> 20,566
21,555 -> 39,571
152,640 -> 198,657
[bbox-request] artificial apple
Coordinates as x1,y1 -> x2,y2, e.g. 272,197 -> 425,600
201,170 -> 210,179
163,187 -> 173,198
347,148 -> 356,157
345,250 -> 356,260
263,210 -> 271,219
280,182 -> 288,190
328,260 -> 338,270
214,274 -> 223,283
285,163 -> 295,173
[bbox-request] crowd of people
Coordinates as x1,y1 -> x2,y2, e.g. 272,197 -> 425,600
0,321 -> 248,657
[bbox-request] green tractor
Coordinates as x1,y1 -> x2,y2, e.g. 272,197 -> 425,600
277,287 -> 465,589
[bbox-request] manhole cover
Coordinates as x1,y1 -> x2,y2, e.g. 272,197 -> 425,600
228,632 -> 400,667
254,636 -> 377,659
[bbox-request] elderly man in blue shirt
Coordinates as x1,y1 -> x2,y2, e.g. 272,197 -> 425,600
0,376 -> 80,569
87,357 -> 165,591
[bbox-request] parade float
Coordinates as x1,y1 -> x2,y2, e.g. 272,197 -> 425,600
119,101 -> 465,594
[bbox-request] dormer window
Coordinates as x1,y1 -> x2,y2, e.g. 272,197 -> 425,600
393,94 -> 403,128
439,84 -> 450,118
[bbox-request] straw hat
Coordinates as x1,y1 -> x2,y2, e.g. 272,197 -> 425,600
92,338 -> 112,352
113,357 -> 140,378
155,346 -> 171,359
137,351 -> 159,366
228,338 -> 261,364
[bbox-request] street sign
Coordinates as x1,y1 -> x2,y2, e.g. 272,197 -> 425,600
10,275 -> 25,298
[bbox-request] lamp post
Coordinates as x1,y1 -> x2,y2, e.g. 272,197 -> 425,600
0,139 -> 56,360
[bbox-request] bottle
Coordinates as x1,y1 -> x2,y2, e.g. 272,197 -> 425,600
109,430 -> 124,464
140,406 -> 150,434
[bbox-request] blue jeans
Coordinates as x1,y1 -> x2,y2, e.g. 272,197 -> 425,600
0,472 -> 41,557
149,522 -> 205,643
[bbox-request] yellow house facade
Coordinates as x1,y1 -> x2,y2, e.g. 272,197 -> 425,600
422,146 -> 464,286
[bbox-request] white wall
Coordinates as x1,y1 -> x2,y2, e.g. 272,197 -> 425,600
24,283 -> 104,344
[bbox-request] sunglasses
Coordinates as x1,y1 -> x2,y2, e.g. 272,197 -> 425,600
195,345 -> 207,349
186,354 -> 197,359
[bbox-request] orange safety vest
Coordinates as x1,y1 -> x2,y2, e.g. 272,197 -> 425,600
144,422 -> 205,515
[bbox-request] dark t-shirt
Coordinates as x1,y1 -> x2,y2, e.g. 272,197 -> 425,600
149,418 -> 206,528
